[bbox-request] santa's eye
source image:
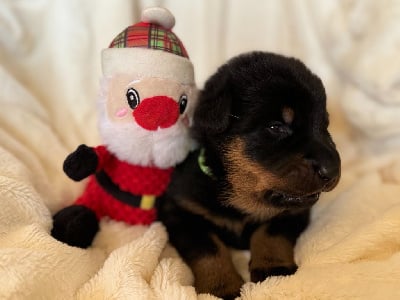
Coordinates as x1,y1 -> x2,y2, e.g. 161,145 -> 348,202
126,88 -> 140,109
179,94 -> 188,114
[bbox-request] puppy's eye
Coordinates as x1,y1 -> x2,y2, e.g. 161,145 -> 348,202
266,122 -> 292,138
179,94 -> 188,114
126,88 -> 140,109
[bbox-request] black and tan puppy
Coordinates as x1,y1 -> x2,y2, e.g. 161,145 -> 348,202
158,52 -> 341,299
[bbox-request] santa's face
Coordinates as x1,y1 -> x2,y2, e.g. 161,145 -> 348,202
98,74 -> 198,168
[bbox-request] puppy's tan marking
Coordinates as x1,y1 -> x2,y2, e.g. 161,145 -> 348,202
223,138 -> 285,221
191,234 -> 244,298
249,224 -> 296,281
282,106 -> 294,124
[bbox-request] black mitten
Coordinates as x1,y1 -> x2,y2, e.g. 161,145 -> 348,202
51,205 -> 99,248
63,144 -> 98,181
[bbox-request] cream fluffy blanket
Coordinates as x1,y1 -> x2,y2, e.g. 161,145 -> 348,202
1,1 -> 400,299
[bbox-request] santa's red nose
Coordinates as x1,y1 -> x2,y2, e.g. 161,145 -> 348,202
133,96 -> 179,131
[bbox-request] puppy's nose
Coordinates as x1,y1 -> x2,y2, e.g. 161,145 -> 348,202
307,153 -> 340,193
315,163 -> 339,182
305,139 -> 341,185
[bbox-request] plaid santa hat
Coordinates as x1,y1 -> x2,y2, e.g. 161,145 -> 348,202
102,7 -> 194,85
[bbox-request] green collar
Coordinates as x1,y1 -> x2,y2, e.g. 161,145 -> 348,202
198,148 -> 216,179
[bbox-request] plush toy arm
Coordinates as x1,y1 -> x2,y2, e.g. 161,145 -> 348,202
63,144 -> 98,181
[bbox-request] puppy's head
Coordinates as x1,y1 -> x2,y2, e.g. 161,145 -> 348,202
194,52 -> 340,217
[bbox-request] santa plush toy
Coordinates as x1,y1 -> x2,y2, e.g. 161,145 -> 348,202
51,7 -> 198,248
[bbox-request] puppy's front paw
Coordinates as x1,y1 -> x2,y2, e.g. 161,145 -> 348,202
250,264 -> 298,283
196,274 -> 244,300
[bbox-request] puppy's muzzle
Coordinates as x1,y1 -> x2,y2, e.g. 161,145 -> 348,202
266,139 -> 340,208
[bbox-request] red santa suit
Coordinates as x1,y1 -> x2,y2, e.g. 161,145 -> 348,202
74,145 -> 173,225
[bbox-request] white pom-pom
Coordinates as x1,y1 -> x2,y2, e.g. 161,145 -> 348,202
141,7 -> 175,30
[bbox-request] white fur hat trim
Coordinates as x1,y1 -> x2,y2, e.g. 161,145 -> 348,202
101,47 -> 195,85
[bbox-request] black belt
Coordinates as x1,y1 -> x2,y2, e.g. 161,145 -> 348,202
95,170 -> 157,210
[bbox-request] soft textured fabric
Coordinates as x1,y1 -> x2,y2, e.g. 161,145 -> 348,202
110,22 -> 189,58
101,46 -> 195,83
0,0 -> 400,299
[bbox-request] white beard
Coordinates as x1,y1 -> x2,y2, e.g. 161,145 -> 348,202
98,108 -> 197,169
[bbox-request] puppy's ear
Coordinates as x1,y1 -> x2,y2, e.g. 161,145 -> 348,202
194,68 -> 232,136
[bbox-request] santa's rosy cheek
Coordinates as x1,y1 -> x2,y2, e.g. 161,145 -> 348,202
115,107 -> 128,118
182,115 -> 190,127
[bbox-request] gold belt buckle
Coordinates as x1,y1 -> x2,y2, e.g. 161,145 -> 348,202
140,195 -> 156,210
